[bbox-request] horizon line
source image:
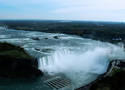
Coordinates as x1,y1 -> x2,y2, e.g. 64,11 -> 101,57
0,19 -> 124,23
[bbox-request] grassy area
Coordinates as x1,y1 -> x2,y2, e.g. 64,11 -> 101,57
1,20 -> 125,43
0,42 -> 32,59
0,42 -> 42,78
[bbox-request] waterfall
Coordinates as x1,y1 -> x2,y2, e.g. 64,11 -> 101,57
1,28 -> 125,89
0,26 -> 8,31
39,43 -> 125,88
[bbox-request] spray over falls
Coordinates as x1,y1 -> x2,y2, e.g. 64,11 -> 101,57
39,42 -> 125,88
1,28 -> 125,89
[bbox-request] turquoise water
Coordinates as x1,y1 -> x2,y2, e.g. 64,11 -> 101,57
0,77 -> 50,90
0,28 -> 125,89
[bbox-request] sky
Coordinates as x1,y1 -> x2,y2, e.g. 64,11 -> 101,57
0,0 -> 125,22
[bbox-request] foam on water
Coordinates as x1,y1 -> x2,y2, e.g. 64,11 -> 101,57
39,42 -> 125,88
1,27 -> 125,88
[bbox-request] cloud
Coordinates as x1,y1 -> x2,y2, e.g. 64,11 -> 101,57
49,0 -> 125,21
1,0 -> 125,11
52,0 -> 125,14
0,0 -> 125,21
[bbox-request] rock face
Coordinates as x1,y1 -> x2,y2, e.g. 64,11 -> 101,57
53,36 -> 59,39
31,37 -> 40,40
90,69 -> 125,90
41,48 -> 54,53
0,42 -> 43,78
90,60 -> 125,90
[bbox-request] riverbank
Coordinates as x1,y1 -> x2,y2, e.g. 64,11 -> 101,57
1,20 -> 125,43
0,42 -> 43,78
76,60 -> 125,90
0,26 -> 125,90
90,60 -> 125,90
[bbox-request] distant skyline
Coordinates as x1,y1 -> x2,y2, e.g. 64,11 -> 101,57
0,0 -> 125,22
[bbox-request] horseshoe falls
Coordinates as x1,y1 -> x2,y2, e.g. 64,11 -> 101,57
39,38 -> 125,89
0,28 -> 125,90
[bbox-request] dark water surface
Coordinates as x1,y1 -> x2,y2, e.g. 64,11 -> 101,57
0,28 -> 125,90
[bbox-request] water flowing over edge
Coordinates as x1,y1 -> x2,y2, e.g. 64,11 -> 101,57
39,42 -> 125,88
1,27 -> 125,89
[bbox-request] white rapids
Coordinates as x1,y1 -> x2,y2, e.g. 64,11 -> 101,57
0,27 -> 125,89
39,40 -> 125,88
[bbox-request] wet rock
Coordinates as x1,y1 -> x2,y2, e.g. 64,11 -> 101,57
116,61 -> 125,68
53,36 -> 59,39
0,42 -> 43,78
35,48 -> 41,51
31,37 -> 40,40
90,60 -> 125,90
90,69 -> 125,90
44,37 -> 49,40
41,48 -> 53,53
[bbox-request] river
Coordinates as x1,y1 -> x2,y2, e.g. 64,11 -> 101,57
0,27 -> 125,90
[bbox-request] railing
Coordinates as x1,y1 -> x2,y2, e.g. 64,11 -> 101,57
44,76 -> 74,90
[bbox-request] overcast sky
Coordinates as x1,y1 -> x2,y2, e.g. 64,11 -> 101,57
0,0 -> 125,22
